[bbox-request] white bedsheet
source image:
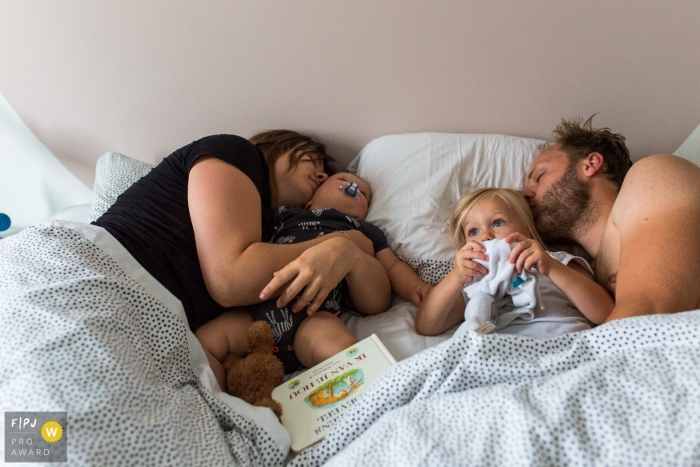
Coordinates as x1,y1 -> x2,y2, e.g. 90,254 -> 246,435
342,297 -> 457,361
343,293 -> 596,364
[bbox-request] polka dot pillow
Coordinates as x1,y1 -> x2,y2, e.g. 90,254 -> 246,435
346,133 -> 546,285
88,152 -> 154,222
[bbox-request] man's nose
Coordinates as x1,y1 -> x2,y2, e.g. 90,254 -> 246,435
522,186 -> 535,200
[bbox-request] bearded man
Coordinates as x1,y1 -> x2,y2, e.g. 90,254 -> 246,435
524,117 -> 700,322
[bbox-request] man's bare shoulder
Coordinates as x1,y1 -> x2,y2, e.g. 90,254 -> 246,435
605,155 -> 700,319
623,154 -> 700,188
614,154 -> 700,223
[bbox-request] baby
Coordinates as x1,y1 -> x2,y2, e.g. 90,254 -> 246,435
200,172 -> 432,382
415,188 -> 613,337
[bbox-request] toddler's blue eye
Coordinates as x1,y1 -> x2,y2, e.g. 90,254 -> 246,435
468,228 -> 478,237
493,219 -> 504,227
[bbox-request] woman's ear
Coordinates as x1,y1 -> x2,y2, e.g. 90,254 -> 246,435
583,152 -> 605,177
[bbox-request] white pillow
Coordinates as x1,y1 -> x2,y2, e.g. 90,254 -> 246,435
346,133 -> 546,284
88,152 -> 154,222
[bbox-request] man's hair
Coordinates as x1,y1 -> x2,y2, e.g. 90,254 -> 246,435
553,115 -> 632,190
249,130 -> 335,201
449,188 -> 544,248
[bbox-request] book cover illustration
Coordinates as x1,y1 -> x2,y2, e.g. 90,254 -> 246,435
304,357 -> 363,409
272,335 -> 395,451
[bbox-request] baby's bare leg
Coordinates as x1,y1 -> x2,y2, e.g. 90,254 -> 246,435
194,308 -> 252,391
294,311 -> 358,368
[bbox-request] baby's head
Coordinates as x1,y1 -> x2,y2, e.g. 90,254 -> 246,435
305,172 -> 372,220
449,188 -> 544,248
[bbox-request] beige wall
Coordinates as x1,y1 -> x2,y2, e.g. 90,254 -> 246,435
1,0 -> 699,187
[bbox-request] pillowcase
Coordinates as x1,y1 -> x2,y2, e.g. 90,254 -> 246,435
346,132 -> 546,284
88,152 -> 154,223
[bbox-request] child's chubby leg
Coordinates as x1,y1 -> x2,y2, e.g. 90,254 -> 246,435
194,308 -> 252,391
293,311 -> 358,368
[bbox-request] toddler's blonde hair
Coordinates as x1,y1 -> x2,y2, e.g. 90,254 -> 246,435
448,188 -> 545,248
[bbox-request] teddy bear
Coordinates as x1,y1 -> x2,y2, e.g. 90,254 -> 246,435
222,321 -> 285,418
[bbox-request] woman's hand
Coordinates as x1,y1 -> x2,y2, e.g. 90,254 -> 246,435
410,283 -> 434,306
450,240 -> 490,285
259,236 -> 364,314
504,232 -> 555,275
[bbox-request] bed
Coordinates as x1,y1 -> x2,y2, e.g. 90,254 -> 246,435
2,122 -> 700,466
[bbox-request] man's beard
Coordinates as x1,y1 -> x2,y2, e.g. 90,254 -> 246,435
533,163 -> 597,245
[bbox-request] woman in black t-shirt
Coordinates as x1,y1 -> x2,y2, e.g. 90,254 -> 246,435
95,130 -> 391,390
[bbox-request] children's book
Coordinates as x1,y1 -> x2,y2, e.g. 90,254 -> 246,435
271,334 -> 397,452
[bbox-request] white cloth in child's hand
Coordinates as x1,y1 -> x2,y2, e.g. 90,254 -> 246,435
462,238 -> 542,333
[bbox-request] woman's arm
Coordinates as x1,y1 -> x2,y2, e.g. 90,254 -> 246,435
375,249 -> 433,305
189,157 -> 378,310
261,238 -> 391,316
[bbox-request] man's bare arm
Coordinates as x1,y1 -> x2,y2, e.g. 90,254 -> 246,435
606,155 -> 700,322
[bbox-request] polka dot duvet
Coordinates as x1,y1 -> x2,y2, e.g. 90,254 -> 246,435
0,221 -> 289,466
292,309 -> 700,466
3,221 -> 700,466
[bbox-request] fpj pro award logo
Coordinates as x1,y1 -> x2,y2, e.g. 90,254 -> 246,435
5,412 -> 67,463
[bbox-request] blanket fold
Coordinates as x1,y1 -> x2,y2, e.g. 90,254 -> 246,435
0,222 -> 288,466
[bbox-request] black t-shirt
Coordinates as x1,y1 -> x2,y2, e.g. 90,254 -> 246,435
93,134 -> 275,331
273,207 -> 389,254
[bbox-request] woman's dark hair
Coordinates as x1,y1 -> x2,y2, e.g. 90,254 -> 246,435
553,115 -> 632,190
249,130 -> 334,202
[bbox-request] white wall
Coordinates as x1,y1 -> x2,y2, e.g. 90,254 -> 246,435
1,0 -> 699,186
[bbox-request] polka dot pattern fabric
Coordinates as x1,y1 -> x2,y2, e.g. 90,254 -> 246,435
397,254 -> 454,285
88,152 -> 154,223
291,312 -> 700,467
0,222 -> 285,466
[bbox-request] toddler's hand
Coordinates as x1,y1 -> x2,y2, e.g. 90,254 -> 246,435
504,232 -> 554,274
450,240 -> 489,285
410,283 -> 434,306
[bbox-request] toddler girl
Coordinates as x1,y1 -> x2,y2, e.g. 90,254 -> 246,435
415,188 -> 613,337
